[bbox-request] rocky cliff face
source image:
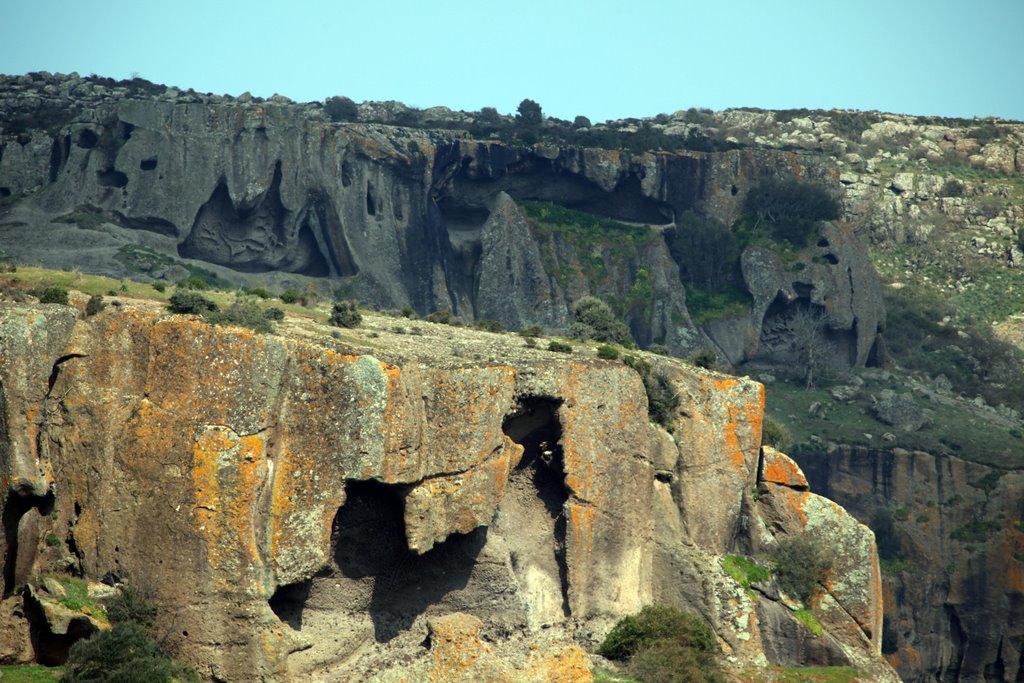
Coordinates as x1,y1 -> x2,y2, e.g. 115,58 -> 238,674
796,446 -> 1024,682
0,298 -> 896,681
0,73 -> 884,368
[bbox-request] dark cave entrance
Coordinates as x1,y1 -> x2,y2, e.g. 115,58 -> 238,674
500,396 -> 571,619
2,489 -> 55,597
268,480 -> 485,644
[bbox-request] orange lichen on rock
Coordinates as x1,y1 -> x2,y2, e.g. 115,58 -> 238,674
759,447 -> 809,489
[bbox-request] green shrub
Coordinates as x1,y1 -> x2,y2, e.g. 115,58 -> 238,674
45,533 -> 61,547
689,348 -> 717,369
524,337 -> 537,348
39,286 -> 69,305
279,289 -> 301,304
400,306 -> 418,319
167,291 -> 217,315
742,177 -> 840,247
596,345 -> 620,360
175,275 -> 210,291
475,319 -> 503,332
263,307 -> 285,322
643,368 -> 679,430
85,295 -> 106,317
647,343 -> 671,356
572,296 -> 634,346
61,621 -> 198,683
598,605 -> 717,661
770,533 -> 833,605
105,585 -> 158,629
518,325 -> 544,338
426,310 -> 453,324
151,282 -> 166,293
243,286 -> 272,299
548,340 -> 573,353
205,297 -> 274,333
627,638 -> 723,683
762,416 -> 792,452
598,606 -> 722,682
324,95 -> 359,122
329,300 -> 362,328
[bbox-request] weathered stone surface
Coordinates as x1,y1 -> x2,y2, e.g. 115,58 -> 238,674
872,392 -> 929,432
0,302 -> 895,680
797,446 -> 1024,683
759,446 -> 808,489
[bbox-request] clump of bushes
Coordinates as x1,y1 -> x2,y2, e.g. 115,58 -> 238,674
742,177 -> 841,247
598,605 -> 722,683
622,355 -> 679,431
38,285 -> 70,305
175,275 -> 210,291
596,344 -> 620,360
85,294 -> 106,316
205,297 -> 275,333
329,300 -> 361,328
570,296 -> 634,346
548,340 -> 573,354
61,584 -> 198,683
770,532 -> 833,605
167,291 -> 218,315
279,289 -> 302,304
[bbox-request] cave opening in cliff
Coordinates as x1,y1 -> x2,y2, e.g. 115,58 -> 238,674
500,396 -> 571,621
270,480 -> 486,648
2,489 -> 55,597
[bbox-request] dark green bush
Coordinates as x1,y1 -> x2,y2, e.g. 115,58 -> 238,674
175,275 -> 210,291
519,325 -> 544,338
39,285 -> 69,305
598,605 -> 721,682
324,95 -> 359,122
167,291 -> 218,315
474,319 -> 503,332
742,177 -> 840,247
627,638 -> 723,683
243,287 -> 272,299
61,621 -> 198,683
205,298 -> 273,333
572,296 -> 633,346
426,310 -> 453,324
151,281 -> 166,293
264,307 -> 285,322
668,211 -> 739,292
105,585 -> 158,628
548,340 -> 573,354
596,344 -> 620,360
329,300 -> 362,328
647,343 -> 671,356
279,289 -> 301,304
85,295 -> 106,316
771,533 -> 833,605
762,416 -> 792,452
643,368 -> 679,430
689,348 -> 717,369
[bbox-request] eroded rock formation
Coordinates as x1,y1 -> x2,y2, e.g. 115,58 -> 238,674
0,73 -> 883,367
0,300 -> 897,681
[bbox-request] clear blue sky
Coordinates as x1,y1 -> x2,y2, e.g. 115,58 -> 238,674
2,0 -> 1022,123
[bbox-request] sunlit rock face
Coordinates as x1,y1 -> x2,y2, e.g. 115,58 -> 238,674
0,303 -> 897,681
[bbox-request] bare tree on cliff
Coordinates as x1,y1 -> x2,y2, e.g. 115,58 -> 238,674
791,306 -> 832,389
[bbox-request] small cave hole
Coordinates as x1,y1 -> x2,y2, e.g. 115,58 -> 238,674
140,157 -> 157,171
341,160 -> 353,188
0,187 -> 10,198
822,253 -> 839,265
365,183 -> 377,216
96,169 -> 128,188
730,184 -> 739,196
116,121 -> 135,141
76,129 -> 98,149
817,237 -> 830,247
792,282 -> 814,299
268,579 -> 312,630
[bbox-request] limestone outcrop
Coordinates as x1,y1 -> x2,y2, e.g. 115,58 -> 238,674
0,300 -> 897,681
